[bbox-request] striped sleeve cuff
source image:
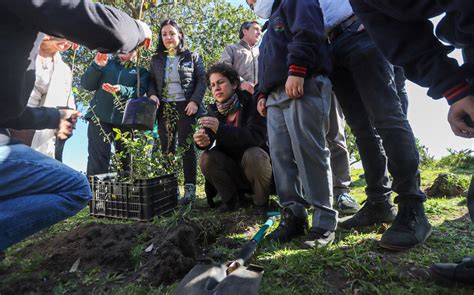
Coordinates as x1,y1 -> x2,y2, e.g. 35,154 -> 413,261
443,81 -> 471,105
288,65 -> 307,77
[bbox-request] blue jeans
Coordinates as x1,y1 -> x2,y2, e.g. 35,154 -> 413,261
0,143 -> 91,251
329,20 -> 426,203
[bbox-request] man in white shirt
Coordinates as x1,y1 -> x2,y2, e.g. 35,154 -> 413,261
28,35 -> 76,161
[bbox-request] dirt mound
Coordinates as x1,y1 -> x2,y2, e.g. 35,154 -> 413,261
0,210 -> 262,294
426,173 -> 468,198
138,223 -> 198,285
23,223 -> 154,274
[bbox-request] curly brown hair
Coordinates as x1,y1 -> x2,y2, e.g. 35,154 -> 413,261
206,63 -> 241,89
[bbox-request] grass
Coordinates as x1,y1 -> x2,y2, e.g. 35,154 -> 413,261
1,168 -> 473,294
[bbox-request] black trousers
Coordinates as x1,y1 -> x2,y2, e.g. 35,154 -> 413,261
86,121 -> 130,176
156,101 -> 196,185
54,138 -> 66,162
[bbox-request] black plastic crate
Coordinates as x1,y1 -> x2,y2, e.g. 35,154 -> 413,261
88,173 -> 178,221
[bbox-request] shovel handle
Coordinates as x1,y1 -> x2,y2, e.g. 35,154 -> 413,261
234,217 -> 275,266
253,217 -> 275,243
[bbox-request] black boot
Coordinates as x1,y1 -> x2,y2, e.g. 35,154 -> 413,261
430,256 -> 474,286
379,200 -> 432,251
339,198 -> 397,229
267,205 -> 308,243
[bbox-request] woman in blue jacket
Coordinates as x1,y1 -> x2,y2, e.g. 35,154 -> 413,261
82,51 -> 149,175
148,19 -> 206,205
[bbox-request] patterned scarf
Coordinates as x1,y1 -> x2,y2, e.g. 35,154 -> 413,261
216,93 -> 241,116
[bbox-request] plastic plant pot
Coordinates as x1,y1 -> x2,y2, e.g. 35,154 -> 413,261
122,96 -> 157,130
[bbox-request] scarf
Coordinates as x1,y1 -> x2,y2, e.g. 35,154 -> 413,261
216,93 -> 241,116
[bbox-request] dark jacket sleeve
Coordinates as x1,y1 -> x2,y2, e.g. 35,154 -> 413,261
4,0 -> 145,53
147,56 -> 160,99
190,52 -> 207,105
3,107 -> 60,130
81,62 -> 104,91
214,94 -> 266,151
349,0 -> 474,105
284,0 -> 326,77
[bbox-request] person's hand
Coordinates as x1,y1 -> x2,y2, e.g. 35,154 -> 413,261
136,20 -> 152,49
102,83 -> 120,94
193,129 -> 211,148
57,109 -> 81,140
185,101 -> 199,116
240,81 -> 255,94
200,116 -> 220,134
95,52 -> 108,67
285,76 -> 305,99
257,98 -> 267,117
448,95 -> 474,138
149,95 -> 160,108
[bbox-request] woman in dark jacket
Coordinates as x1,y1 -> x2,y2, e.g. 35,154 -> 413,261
194,63 -> 273,212
148,19 -> 206,205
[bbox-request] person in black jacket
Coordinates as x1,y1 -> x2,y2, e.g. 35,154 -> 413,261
348,0 -> 474,285
319,0 -> 431,252
0,0 -> 151,251
349,0 -> 474,138
194,63 -> 273,213
148,19 -> 206,206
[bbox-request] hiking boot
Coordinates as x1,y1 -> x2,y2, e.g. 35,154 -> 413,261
379,201 -> 432,251
179,183 -> 196,206
302,227 -> 335,249
339,199 -> 397,229
430,256 -> 474,286
267,205 -> 308,243
334,193 -> 360,214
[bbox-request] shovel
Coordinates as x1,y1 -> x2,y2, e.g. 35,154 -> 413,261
172,214 -> 279,295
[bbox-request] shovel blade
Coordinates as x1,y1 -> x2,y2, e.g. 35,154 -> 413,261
173,263 -> 263,295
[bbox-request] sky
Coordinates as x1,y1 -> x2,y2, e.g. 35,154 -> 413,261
62,0 -> 473,172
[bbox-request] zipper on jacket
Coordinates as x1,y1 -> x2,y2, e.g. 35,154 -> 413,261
252,49 -> 257,84
117,68 -> 123,85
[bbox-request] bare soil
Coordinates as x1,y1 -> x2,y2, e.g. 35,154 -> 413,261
0,208 -> 262,295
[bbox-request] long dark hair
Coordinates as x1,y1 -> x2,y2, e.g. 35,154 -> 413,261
156,19 -> 186,54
